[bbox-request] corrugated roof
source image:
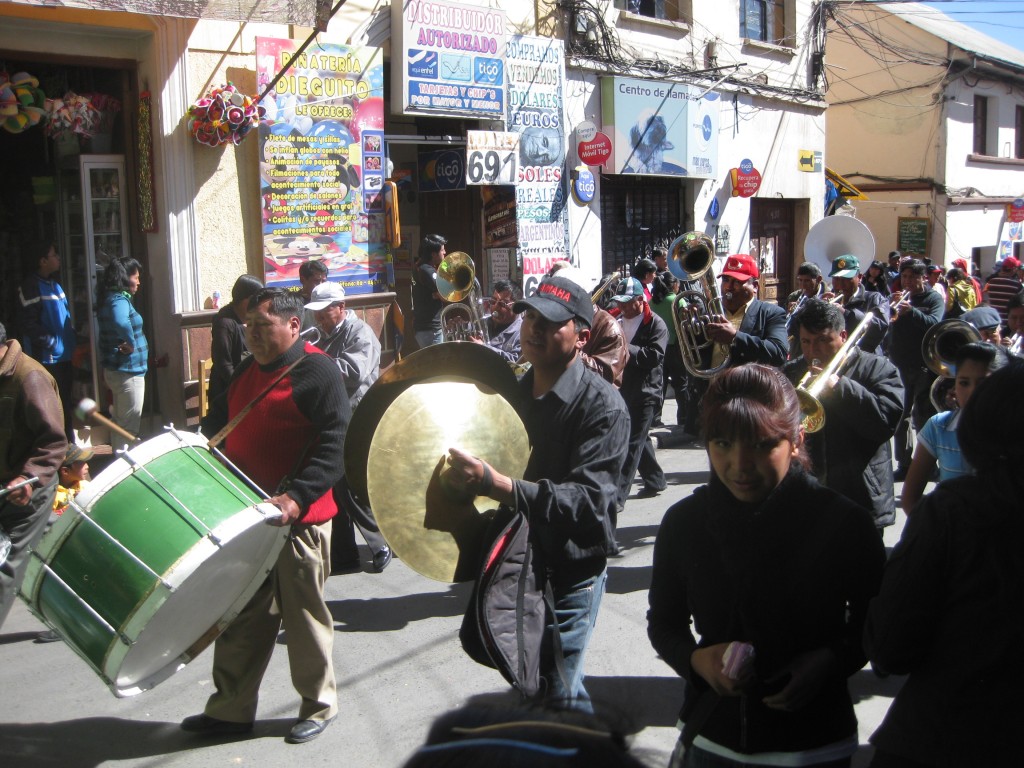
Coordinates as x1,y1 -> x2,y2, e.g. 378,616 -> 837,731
878,2 -> 1024,70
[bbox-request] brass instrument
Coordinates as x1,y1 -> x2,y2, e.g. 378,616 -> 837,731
590,271 -> 621,306
438,251 -> 489,343
299,325 -> 321,345
796,310 -> 877,433
889,291 -> 911,318
922,318 -> 983,411
1009,333 -> 1023,358
667,231 -> 732,379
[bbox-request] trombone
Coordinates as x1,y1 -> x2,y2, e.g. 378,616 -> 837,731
796,310 -> 877,433
438,251 -> 489,343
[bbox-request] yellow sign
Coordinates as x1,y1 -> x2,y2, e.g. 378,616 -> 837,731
798,150 -> 822,173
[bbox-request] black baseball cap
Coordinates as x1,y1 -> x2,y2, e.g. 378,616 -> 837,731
514,275 -> 593,329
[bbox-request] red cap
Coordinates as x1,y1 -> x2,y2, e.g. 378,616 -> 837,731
721,254 -> 759,281
952,258 -> 968,270
1003,256 -> 1021,270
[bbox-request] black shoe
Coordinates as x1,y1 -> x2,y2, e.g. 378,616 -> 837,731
372,546 -> 392,573
286,716 -> 334,744
893,466 -> 909,482
35,629 -> 62,643
180,713 -> 253,736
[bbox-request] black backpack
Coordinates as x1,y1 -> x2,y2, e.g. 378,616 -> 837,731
459,505 -> 564,698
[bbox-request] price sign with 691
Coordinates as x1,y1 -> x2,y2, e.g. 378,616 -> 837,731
465,130 -> 520,185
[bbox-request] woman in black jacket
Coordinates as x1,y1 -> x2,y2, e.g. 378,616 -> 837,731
648,364 -> 886,768
865,360 -> 1024,768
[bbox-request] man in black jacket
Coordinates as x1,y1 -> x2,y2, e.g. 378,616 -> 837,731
609,277 -> 668,503
681,254 -> 788,434
785,299 -> 904,532
825,254 -> 889,355
888,259 -> 944,479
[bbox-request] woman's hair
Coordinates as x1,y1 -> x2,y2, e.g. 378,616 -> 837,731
867,259 -> 885,274
95,257 -> 141,307
651,271 -> 678,305
701,364 -> 810,469
631,258 -> 657,280
958,359 -> 1024,476
954,341 -> 1009,374
231,274 -> 264,304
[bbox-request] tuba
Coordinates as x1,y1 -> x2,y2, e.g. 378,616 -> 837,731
667,231 -> 731,379
437,251 -> 489,343
922,318 -> 982,411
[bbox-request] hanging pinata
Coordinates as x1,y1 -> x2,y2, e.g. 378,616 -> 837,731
187,82 -> 264,147
1,71 -> 47,134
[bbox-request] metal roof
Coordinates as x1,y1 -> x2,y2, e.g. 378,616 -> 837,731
878,2 -> 1024,70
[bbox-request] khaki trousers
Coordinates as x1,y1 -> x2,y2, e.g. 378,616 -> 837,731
204,520 -> 337,723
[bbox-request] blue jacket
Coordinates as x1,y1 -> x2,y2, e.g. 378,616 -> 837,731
17,274 -> 76,365
98,292 -> 148,375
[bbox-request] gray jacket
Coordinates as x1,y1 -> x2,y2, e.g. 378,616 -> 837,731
316,310 -> 380,409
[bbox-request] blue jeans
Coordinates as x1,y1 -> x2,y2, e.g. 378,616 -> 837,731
415,329 -> 442,349
542,568 -> 607,712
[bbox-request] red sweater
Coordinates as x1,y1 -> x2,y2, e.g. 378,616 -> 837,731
225,340 -> 349,524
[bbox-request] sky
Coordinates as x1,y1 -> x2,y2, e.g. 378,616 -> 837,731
920,1 -> 1024,52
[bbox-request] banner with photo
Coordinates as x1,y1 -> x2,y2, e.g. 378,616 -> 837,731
505,34 -> 569,296
257,37 -> 388,293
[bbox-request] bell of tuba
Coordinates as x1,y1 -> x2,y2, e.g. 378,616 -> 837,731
922,318 -> 983,411
667,231 -> 731,379
437,251 -> 489,343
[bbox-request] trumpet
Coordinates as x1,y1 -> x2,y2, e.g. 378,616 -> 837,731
796,310 -> 877,433
889,291 -> 911,318
786,294 -> 809,322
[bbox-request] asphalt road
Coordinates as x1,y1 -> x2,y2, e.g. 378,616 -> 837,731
0,409 -> 910,767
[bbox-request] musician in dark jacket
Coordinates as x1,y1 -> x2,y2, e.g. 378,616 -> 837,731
784,300 -> 904,530
887,259 -> 944,478
826,254 -> 889,355
681,254 -> 788,434
610,277 -> 668,502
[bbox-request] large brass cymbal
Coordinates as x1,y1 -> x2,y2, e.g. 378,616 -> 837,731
367,379 -> 529,583
344,342 -> 522,500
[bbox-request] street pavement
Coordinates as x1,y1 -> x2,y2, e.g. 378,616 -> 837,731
0,405 -> 911,767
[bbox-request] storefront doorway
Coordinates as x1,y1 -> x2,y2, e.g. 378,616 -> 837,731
0,54 -> 144,432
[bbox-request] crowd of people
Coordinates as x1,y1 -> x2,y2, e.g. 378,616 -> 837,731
2,235 -> 1022,766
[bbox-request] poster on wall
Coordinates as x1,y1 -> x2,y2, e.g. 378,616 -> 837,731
391,0 -> 507,118
506,34 -> 569,295
601,76 -> 719,178
257,37 -> 388,293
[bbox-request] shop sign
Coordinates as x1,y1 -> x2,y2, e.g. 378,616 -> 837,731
466,130 -> 519,185
418,148 -> 467,192
257,37 -> 386,295
392,0 -> 507,119
506,34 -> 570,288
798,149 -> 822,172
1008,198 -> 1024,223
600,76 -> 719,178
730,159 -> 761,198
571,167 -> 596,205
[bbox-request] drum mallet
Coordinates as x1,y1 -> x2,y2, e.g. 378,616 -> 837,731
76,398 -> 139,445
0,476 -> 39,500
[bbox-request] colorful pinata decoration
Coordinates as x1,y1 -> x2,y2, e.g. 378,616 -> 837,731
44,91 -> 101,139
1,71 -> 47,134
187,83 -> 264,147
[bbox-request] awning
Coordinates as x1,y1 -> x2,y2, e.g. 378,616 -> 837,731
4,0 -> 326,27
826,167 -> 868,200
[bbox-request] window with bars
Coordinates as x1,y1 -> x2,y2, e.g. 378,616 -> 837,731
599,175 -> 683,276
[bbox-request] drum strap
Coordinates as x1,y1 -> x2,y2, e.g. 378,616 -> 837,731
206,356 -> 306,449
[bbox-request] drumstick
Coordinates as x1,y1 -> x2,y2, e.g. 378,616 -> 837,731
0,476 -> 39,499
75,399 -> 139,444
